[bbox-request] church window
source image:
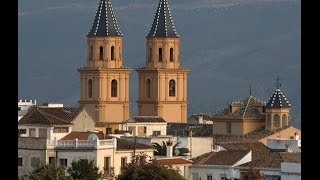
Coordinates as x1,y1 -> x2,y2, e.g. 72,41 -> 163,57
282,114 -> 288,127
159,48 -> 163,62
146,79 -> 151,98
100,46 -> 104,60
90,46 -> 93,60
111,79 -> 117,97
149,47 -> 152,62
266,114 -> 271,127
170,48 -> 174,62
169,79 -> 175,96
274,114 -> 280,128
88,79 -> 93,98
111,46 -> 115,60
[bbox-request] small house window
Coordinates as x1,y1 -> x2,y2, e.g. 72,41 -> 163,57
18,158 -> 23,166
59,159 -> 67,167
121,157 -> 127,170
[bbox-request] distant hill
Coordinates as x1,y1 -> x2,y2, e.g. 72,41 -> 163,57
18,0 -> 301,127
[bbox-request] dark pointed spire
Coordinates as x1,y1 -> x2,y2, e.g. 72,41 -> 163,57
87,0 -> 122,37
147,0 -> 179,38
266,88 -> 291,108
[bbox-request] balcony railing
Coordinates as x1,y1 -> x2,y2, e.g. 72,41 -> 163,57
103,167 -> 114,177
46,138 -> 116,149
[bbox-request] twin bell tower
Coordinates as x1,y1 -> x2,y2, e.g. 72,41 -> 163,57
78,0 -> 189,125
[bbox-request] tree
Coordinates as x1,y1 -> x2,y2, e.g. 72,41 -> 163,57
116,154 -> 186,180
241,165 -> 266,180
152,141 -> 184,156
67,159 -> 102,180
28,164 -> 72,180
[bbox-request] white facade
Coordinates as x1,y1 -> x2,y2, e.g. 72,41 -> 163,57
189,151 -> 251,180
18,99 -> 36,121
123,122 -> 167,137
18,99 -> 36,110
267,138 -> 301,152
41,102 -> 64,107
18,136 -> 154,178
281,163 -> 301,180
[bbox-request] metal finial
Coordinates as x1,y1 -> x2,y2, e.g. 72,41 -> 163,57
249,84 -> 252,96
276,76 -> 280,89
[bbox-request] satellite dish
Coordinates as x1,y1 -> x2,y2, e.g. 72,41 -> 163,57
174,149 -> 180,156
88,133 -> 99,141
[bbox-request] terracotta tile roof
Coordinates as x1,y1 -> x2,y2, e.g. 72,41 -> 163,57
157,158 -> 193,166
192,150 -> 251,166
217,142 -> 271,161
124,116 -> 166,123
116,138 -> 153,151
61,131 -> 105,140
279,152 -> 301,163
239,152 -> 283,169
18,106 -> 82,125
212,96 -> 265,119
167,123 -> 213,137
212,126 -> 295,143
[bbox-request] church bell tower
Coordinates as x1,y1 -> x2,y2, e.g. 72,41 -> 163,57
78,0 -> 131,123
136,0 -> 190,123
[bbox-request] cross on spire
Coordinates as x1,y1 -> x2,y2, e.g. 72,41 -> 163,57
276,76 -> 281,89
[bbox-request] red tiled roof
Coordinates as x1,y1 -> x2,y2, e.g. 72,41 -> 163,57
18,106 -> 82,125
157,158 -> 193,166
280,152 -> 301,163
116,138 -> 153,151
217,142 -> 271,161
61,131 -> 105,140
212,96 -> 265,119
124,116 -> 166,123
192,150 -> 250,166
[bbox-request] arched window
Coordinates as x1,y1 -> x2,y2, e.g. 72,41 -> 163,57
146,79 -> 151,98
170,48 -> 174,62
282,114 -> 288,127
111,79 -> 117,97
159,48 -> 163,62
99,46 -> 104,60
88,79 -> 93,98
111,46 -> 115,60
149,47 -> 152,62
169,79 -> 175,96
89,46 -> 93,60
266,114 -> 271,127
274,114 -> 280,128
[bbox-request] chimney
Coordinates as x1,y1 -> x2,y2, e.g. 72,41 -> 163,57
285,144 -> 293,153
198,114 -> 203,124
294,132 -> 299,140
166,138 -> 173,158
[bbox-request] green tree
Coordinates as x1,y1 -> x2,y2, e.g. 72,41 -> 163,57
152,141 -> 183,156
67,159 -> 102,180
28,164 -> 72,180
116,154 -> 186,180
